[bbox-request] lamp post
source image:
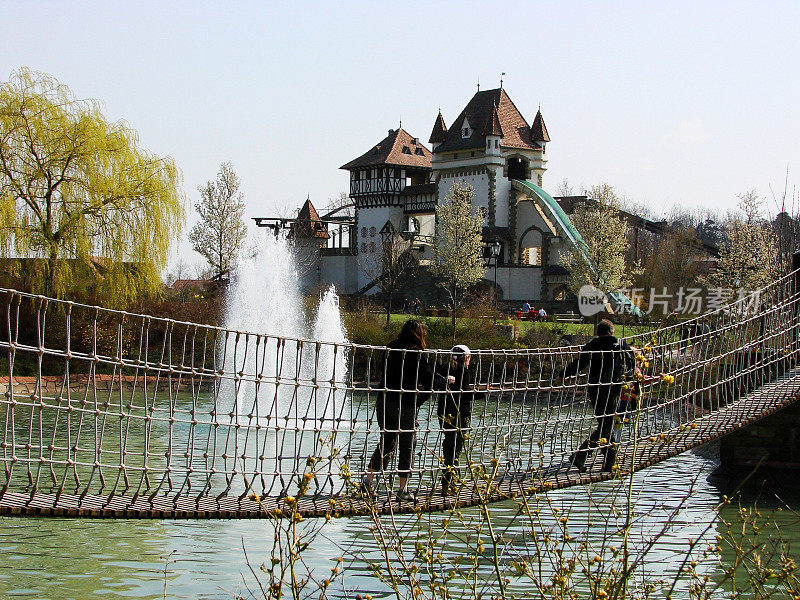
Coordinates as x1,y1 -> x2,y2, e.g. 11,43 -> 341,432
490,238 -> 502,322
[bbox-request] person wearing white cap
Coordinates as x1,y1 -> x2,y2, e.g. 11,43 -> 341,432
437,344 -> 481,497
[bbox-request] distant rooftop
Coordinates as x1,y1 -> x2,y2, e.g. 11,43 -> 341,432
340,128 -> 432,170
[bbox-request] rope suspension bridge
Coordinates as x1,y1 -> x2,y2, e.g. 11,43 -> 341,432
2,270 -> 800,519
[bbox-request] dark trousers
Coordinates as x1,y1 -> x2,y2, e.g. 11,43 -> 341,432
438,412 -> 470,487
368,397 -> 417,478
571,385 -> 621,470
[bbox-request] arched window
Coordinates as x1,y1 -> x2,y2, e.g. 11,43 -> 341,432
520,229 -> 543,266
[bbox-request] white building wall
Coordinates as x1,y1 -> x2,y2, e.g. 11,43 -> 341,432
292,240 -> 323,293
493,266 -> 542,302
437,173 -> 490,217
492,166 -> 509,227
354,205 -> 405,291
516,202 -> 554,246
320,254 -> 358,294
415,213 -> 435,238
549,237 -> 566,265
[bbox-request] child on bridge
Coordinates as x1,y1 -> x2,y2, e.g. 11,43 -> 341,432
437,345 -> 486,497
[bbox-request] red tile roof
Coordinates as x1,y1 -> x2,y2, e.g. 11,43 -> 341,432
290,199 -> 330,239
436,88 -> 543,153
340,128 -> 432,170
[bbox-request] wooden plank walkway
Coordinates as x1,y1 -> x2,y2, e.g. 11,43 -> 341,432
1,368 -> 797,519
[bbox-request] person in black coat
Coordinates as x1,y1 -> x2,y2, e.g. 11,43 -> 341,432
561,319 -> 635,472
361,320 -> 452,502
437,344 -> 483,496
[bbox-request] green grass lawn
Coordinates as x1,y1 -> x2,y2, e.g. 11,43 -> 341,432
382,312 -> 653,336
351,312 -> 662,349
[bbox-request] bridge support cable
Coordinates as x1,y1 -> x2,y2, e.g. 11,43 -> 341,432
1,270 -> 800,518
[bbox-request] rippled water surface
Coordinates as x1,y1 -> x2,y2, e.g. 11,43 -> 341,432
0,445 -> 798,599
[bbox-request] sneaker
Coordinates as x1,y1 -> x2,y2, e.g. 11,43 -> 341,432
396,489 -> 417,503
358,476 -> 377,500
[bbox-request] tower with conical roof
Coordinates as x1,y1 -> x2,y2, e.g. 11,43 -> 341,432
429,87 -> 550,266
428,111 -> 448,151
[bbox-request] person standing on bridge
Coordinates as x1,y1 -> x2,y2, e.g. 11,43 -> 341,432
437,344 -> 485,497
361,320 -> 453,503
561,319 -> 635,472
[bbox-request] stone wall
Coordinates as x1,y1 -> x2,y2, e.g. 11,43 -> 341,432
718,400 -> 800,490
719,401 -> 800,468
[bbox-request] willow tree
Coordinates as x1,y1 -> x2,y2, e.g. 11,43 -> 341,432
431,183 -> 485,332
0,68 -> 184,305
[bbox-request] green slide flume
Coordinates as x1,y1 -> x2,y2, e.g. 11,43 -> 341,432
511,179 -> 642,316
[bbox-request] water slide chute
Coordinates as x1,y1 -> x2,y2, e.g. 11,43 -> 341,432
510,179 -> 642,317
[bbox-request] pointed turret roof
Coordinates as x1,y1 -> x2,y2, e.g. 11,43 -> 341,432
485,102 -> 504,137
531,109 -> 550,142
340,128 -> 432,170
290,198 -> 330,239
435,88 -> 541,153
429,111 -> 448,144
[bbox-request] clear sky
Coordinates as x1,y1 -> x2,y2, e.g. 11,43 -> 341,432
3,1 -> 799,265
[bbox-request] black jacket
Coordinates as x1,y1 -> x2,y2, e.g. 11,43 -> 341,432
562,335 -> 635,385
437,364 -> 481,419
382,340 -> 444,408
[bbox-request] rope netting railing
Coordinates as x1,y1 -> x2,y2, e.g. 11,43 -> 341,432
1,270 -> 800,518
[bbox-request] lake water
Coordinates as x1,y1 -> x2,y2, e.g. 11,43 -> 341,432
0,442 -> 797,600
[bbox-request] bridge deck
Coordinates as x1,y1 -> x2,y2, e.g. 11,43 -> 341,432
2,368 -> 797,519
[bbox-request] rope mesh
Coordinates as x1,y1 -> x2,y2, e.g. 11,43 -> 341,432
1,270 -> 799,518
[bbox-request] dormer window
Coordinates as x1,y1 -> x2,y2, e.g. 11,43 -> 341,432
461,117 -> 472,139
414,148 -> 424,156
402,146 -> 412,154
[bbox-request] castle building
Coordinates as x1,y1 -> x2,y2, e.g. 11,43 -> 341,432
257,86 -> 575,302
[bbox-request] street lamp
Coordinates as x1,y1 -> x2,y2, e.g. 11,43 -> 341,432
490,238 -> 502,322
